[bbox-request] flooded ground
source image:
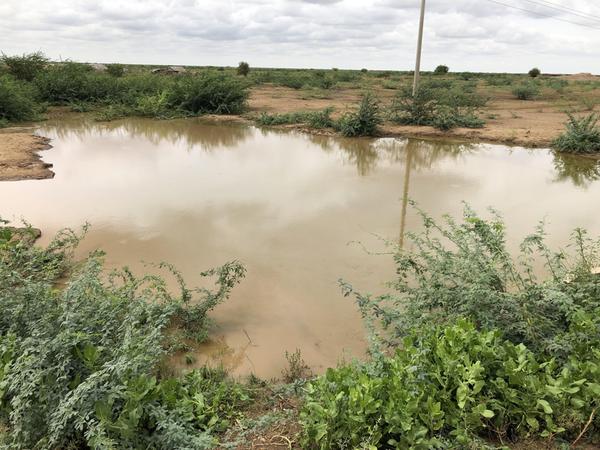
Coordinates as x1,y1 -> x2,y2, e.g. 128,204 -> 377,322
1,117 -> 599,378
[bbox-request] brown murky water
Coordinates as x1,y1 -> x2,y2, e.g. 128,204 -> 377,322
1,117 -> 599,378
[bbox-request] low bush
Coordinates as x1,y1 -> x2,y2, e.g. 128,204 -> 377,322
106,63 -> 125,77
552,112 -> 600,154
0,51 -> 48,82
302,206 -> 600,448
0,224 -> 247,448
335,93 -> 381,137
0,75 -> 44,122
34,62 -> 120,103
343,205 -> 600,357
301,320 -> 600,449
166,73 -> 249,114
389,83 -> 487,130
512,82 -> 540,100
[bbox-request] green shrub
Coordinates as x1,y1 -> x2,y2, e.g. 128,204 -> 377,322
336,93 -> 381,137
237,61 -> 250,77
34,62 -> 120,103
434,64 -> 449,74
552,113 -> 600,154
0,75 -> 44,122
1,52 -> 48,81
301,320 -> 600,449
343,205 -> 600,357
546,78 -> 568,93
0,225 -> 247,448
390,83 -> 486,130
106,63 -> 125,77
512,82 -> 540,100
529,67 -> 541,78
165,73 -> 249,115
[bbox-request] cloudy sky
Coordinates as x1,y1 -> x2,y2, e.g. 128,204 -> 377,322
0,0 -> 599,73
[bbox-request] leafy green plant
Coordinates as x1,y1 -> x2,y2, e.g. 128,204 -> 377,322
0,51 -> 48,81
552,113 -> 600,154
343,204 -> 600,357
512,82 -> 540,100
107,63 -> 125,77
389,83 -> 486,130
301,320 -> 600,449
0,224 -> 247,448
0,75 -> 44,122
335,93 -> 381,137
167,73 -> 249,114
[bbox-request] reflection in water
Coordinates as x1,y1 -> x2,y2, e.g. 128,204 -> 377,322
48,116 -> 253,151
308,134 -> 474,176
1,117 -> 599,377
553,151 -> 600,188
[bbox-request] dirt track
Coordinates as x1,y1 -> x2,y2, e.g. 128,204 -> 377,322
0,130 -> 53,181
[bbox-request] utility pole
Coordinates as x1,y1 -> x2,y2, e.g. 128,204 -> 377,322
412,0 -> 426,96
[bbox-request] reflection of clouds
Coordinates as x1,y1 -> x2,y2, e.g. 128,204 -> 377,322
552,151 -> 600,189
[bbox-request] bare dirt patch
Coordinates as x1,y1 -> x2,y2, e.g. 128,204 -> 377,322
247,85 -> 577,148
0,130 -> 54,181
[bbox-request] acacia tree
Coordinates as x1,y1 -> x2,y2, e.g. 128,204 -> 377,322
237,61 -> 250,77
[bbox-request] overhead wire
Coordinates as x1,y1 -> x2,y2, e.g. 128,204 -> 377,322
482,0 -> 600,30
520,0 -> 600,22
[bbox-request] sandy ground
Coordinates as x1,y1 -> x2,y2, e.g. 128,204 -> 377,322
248,85 -> 573,147
0,129 -> 53,181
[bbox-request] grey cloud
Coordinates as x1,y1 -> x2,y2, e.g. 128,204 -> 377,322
0,0 -> 599,73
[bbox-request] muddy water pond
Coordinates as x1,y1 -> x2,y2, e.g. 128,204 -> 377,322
2,117 -> 600,378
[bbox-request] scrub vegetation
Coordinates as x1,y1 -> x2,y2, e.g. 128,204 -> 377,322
553,113 -> 600,154
302,205 -> 600,449
2,52 -> 600,146
2,52 -> 600,448
2,204 -> 600,449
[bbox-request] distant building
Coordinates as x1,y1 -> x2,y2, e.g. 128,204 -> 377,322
151,66 -> 187,75
89,63 -> 108,72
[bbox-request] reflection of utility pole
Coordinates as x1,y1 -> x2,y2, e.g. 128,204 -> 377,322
399,142 -> 415,248
412,0 -> 426,96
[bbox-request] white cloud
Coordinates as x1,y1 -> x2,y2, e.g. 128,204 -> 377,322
0,0 -> 598,73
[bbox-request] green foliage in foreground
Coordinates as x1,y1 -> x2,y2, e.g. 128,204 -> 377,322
302,206 -> 600,448
0,225 -> 248,449
553,113 -> 600,154
346,205 -> 600,357
0,75 -> 44,123
389,82 -> 486,131
302,320 -> 600,449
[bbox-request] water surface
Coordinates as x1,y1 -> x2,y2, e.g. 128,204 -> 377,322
1,117 -> 599,377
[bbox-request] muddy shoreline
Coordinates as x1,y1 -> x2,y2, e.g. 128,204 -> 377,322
0,86 -> 569,183
0,129 -> 54,182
